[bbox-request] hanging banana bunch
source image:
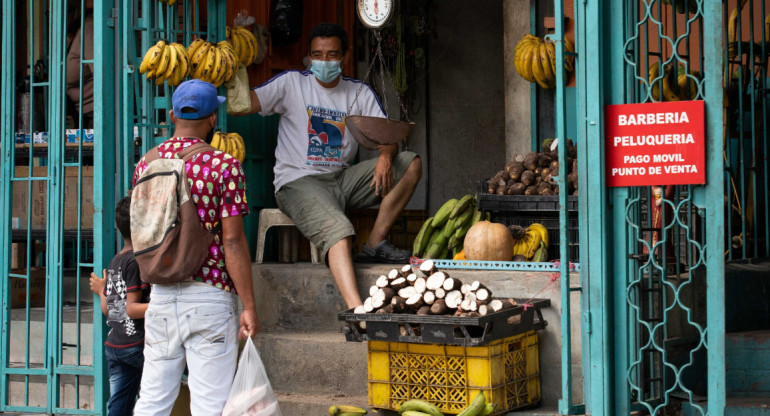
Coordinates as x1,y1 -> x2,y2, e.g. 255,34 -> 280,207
513,34 -> 575,89
186,39 -> 239,88
139,41 -> 190,86
158,0 -> 178,5
226,26 -> 259,66
210,131 -> 247,163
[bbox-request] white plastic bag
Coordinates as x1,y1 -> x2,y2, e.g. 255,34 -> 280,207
226,64 -> 252,115
223,337 -> 282,416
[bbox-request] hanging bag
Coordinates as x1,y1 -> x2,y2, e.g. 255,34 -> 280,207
226,64 -> 252,115
223,337 -> 282,416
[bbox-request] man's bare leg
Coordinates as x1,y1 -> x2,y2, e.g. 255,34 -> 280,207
366,157 -> 423,248
328,236 -> 363,308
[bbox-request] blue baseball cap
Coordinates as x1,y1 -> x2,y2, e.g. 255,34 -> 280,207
172,79 -> 226,119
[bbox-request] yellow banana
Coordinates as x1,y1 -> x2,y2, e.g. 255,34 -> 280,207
155,42 -> 172,80
232,29 -> 249,65
531,43 -> 550,88
766,14 -> 770,43
328,404 -> 367,415
514,37 -> 536,82
539,42 -> 555,87
517,39 -> 537,83
218,43 -> 237,82
210,131 -> 222,150
526,223 -> 549,248
661,65 -> 680,102
139,42 -> 164,74
163,40 -> 178,81
187,38 -> 205,60
546,42 -> 557,76
238,27 -> 258,65
173,43 -> 189,81
202,47 -> 218,82
191,41 -> 212,77
677,71 -> 698,100
209,47 -> 223,85
229,133 -> 246,162
168,0 -> 176,5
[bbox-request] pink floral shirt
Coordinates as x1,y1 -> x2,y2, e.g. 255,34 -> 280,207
133,137 -> 249,293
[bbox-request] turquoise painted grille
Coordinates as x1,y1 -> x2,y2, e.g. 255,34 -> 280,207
606,0 -> 730,414
1,0 -> 115,413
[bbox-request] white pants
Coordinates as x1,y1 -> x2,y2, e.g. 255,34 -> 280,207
134,282 -> 239,416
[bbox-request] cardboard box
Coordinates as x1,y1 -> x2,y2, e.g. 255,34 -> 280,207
10,268 -> 46,308
65,129 -> 95,144
12,166 -> 94,230
11,243 -> 26,269
14,132 -> 49,144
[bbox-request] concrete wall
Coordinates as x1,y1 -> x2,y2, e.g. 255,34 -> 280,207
504,1 -> 534,160
426,0 -> 507,212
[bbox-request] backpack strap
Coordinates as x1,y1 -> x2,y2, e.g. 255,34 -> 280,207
177,141 -> 216,162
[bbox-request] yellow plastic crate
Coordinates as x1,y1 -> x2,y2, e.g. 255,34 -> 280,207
367,330 -> 540,415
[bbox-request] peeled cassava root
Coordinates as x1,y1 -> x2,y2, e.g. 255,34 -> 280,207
487,138 -> 578,196
357,260 -> 518,317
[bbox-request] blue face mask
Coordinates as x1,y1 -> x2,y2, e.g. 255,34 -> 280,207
310,59 -> 342,84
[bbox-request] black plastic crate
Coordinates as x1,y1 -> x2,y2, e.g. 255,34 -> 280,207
338,298 -> 549,346
496,213 -> 580,262
477,180 -> 578,212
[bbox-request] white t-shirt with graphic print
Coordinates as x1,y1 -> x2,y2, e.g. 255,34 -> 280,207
254,70 -> 386,191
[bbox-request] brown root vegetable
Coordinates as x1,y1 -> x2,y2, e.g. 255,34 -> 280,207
540,188 -> 555,196
520,170 -> 535,186
496,186 -> 506,195
430,298 -> 448,314
525,186 -> 538,195
514,153 -> 525,163
512,254 -> 527,262
508,163 -> 525,181
538,181 -> 551,193
550,159 -> 559,171
534,167 -> 541,176
534,176 -> 542,186
487,179 -> 497,194
523,152 -> 539,171
539,155 -> 552,168
568,171 -> 578,186
572,189 -> 579,196
508,182 -> 526,195
541,167 -> 551,179
506,178 -> 517,188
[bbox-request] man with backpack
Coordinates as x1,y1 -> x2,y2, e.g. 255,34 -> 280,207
131,79 -> 259,415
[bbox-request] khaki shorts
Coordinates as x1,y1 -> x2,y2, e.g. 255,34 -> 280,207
275,151 -> 418,260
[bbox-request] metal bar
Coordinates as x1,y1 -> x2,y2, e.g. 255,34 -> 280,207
703,0 -> 726,414
0,4 -> 13,405
530,0 -> 538,151
550,0 -> 576,413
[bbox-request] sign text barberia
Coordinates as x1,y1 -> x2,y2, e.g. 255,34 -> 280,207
604,100 -> 705,187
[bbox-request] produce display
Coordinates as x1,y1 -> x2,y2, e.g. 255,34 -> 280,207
413,195 -> 489,259
397,392 -> 495,416
226,26 -> 260,66
355,260 -> 519,318
485,138 -> 578,196
513,34 -> 575,89
648,62 -> 701,102
139,41 -> 190,86
211,131 -> 247,162
510,223 -> 548,262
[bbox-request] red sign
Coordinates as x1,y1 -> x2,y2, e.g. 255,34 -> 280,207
605,100 -> 705,187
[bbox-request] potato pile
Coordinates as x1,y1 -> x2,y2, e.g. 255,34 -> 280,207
486,138 -> 578,196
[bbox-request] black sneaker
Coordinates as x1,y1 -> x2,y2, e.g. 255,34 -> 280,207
355,240 -> 412,264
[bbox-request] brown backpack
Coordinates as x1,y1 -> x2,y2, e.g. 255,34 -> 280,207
130,142 -> 218,284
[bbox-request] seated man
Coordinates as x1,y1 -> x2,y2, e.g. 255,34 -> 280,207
240,22 -> 422,309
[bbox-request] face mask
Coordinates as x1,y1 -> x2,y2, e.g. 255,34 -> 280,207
310,59 -> 342,83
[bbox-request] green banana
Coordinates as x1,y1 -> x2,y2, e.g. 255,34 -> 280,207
398,399 -> 445,416
531,241 -> 548,262
413,217 -> 434,257
453,205 -> 475,231
470,207 -> 483,225
457,391 -> 487,416
442,216 -> 458,239
479,403 -> 496,416
449,194 -> 474,219
402,411 -> 434,416
424,230 -> 449,259
432,198 -> 458,228
449,211 -> 475,249
484,212 -> 491,221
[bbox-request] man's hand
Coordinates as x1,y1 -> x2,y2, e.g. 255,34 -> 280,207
239,307 -> 260,341
371,148 -> 395,197
89,269 -> 107,295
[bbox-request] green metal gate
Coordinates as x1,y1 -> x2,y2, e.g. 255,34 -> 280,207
566,0 -> 766,413
1,0 -> 116,413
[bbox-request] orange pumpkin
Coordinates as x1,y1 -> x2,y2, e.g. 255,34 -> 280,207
453,250 -> 466,260
463,221 -> 514,261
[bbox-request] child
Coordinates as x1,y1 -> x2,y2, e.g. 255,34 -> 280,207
90,195 -> 150,416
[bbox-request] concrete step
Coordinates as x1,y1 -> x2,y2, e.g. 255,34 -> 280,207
253,330 -> 368,396
252,262 -> 583,410
727,330 -> 770,398
682,397 -> 770,416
